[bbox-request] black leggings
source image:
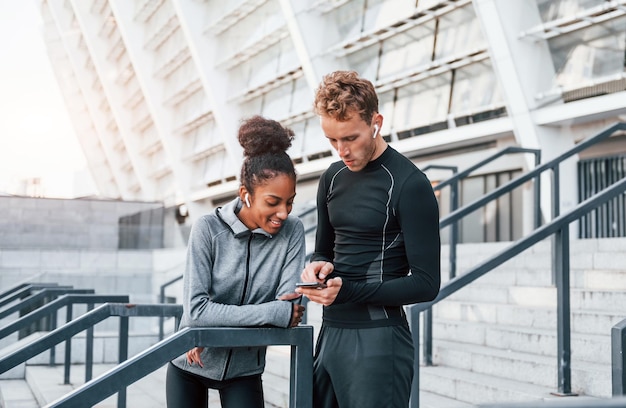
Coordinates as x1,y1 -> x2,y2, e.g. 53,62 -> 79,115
166,363 -> 264,408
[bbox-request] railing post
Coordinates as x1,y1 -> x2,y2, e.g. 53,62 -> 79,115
613,318 -> 626,396
553,225 -> 575,396
410,307 -> 421,408
64,304 -> 73,384
423,308 -> 433,366
49,298 -> 58,366
450,179 -> 459,279
159,286 -> 165,341
85,303 -> 94,382
118,314 -> 129,408
533,149 -> 542,229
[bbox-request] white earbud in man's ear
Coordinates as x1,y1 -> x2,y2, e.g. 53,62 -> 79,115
373,124 -> 380,138
245,193 -> 251,208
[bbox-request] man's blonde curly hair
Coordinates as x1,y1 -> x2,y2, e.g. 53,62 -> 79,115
313,70 -> 379,125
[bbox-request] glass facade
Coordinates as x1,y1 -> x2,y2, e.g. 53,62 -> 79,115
38,0 -> 626,241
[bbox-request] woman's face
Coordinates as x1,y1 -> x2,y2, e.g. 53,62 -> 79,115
241,173 -> 296,235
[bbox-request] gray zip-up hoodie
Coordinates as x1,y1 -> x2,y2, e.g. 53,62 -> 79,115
171,197 -> 305,380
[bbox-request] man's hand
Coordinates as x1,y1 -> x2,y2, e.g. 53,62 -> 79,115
296,276 -> 342,306
301,261 -> 334,282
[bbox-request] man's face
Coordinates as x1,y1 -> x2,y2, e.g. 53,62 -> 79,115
320,114 -> 380,172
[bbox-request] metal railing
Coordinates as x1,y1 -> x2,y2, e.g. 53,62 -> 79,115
0,301 -> 182,408
45,325 -> 314,408
158,274 -> 183,340
419,122 -> 626,369
409,172 -> 626,407
0,287 -> 94,321
0,282 -> 60,310
0,294 -> 129,374
424,146 -> 542,279
613,317 -> 626,396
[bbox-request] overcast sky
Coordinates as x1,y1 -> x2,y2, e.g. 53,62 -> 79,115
0,0 -> 90,197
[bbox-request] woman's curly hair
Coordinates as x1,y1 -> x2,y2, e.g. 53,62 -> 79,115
238,115 -> 296,193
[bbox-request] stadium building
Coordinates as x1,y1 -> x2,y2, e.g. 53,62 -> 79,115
37,0 -> 626,245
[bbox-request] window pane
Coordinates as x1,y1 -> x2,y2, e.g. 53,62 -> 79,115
378,22 -> 435,81
362,0 -> 417,32
291,77 -> 313,116
393,74 -> 451,132
287,120 -> 306,161
345,44 -> 380,82
548,16 -> 626,86
450,61 -> 504,115
434,5 -> 485,60
379,89 -> 396,138
330,0 -> 366,39
261,82 -> 291,120
460,176 -> 484,243
535,0 -> 606,23
303,118 -> 331,159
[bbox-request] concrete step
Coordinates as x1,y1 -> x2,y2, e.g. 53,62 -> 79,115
419,389 -> 476,408
22,363 -> 176,408
420,366 -> 597,408
432,319 -> 611,365
445,284 -> 626,312
20,359 -> 290,407
432,339 -> 611,397
0,379 -> 38,408
434,300 -> 625,335
0,332 -> 47,379
421,364 -> 559,406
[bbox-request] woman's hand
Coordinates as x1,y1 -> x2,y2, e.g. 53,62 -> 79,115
279,292 -> 305,327
186,347 -> 204,367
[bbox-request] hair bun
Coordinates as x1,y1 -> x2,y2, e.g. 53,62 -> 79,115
238,115 -> 294,157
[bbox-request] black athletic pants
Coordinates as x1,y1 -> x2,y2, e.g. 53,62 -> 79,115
313,324 -> 414,408
166,362 -> 264,408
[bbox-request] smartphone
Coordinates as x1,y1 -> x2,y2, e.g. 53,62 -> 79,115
295,282 -> 327,289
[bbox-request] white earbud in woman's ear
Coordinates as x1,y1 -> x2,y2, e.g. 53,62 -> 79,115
373,124 -> 380,138
245,193 -> 251,208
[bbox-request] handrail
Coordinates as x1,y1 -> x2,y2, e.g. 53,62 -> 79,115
433,146 -> 541,192
440,122 -> 626,230
0,294 -> 130,376
158,274 -> 184,340
613,317 -> 626,396
425,147 -> 541,275
420,122 -> 626,367
0,302 -> 182,408
44,325 -> 314,408
409,174 -> 626,407
0,294 -> 128,341
0,287 -> 94,321
420,147 -> 541,365
0,282 -> 61,310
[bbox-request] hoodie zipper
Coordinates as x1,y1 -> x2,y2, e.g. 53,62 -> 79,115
222,233 -> 254,379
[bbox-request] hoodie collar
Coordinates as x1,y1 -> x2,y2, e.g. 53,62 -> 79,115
216,197 -> 273,238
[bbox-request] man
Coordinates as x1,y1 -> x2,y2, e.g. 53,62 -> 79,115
297,70 -> 441,408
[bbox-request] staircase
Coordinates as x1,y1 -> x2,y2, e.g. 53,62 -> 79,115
417,238 -> 626,407
0,239 -> 624,407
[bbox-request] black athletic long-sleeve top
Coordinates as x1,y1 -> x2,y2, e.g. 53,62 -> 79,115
311,146 -> 441,328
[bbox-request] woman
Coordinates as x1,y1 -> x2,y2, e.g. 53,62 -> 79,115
166,115 -> 306,408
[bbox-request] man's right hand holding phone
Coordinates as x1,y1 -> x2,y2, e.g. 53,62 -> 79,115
297,261 -> 342,306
